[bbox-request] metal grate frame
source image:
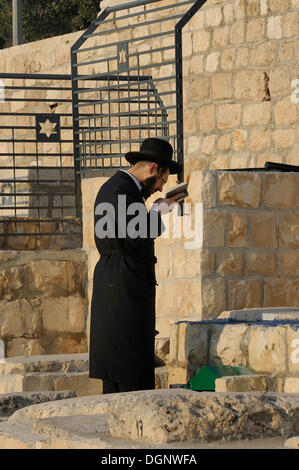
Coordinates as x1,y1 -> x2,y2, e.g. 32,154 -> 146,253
71,0 -> 207,183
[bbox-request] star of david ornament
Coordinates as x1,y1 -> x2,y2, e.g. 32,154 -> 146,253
36,114 -> 61,142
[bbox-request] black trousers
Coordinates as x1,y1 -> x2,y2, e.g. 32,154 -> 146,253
102,379 -> 148,394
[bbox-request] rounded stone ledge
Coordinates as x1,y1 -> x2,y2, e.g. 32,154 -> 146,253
108,389 -> 299,444
32,414 -> 110,442
3,390 -> 297,449
284,436 -> 299,449
0,414 -> 152,449
8,393 -> 113,424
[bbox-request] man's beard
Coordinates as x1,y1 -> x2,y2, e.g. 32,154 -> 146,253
140,175 -> 158,200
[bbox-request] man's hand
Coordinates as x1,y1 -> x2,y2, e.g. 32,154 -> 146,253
152,192 -> 185,215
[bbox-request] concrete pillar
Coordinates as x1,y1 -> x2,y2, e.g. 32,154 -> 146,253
12,0 -> 22,46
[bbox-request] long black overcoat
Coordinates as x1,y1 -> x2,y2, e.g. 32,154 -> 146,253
89,170 -> 165,389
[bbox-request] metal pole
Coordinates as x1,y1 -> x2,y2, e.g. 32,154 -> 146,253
12,0 -> 22,46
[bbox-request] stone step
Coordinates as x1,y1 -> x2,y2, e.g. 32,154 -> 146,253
0,371 -> 100,397
0,368 -> 168,395
219,307 -> 299,322
0,353 -> 89,375
0,354 -> 168,382
0,353 -> 168,397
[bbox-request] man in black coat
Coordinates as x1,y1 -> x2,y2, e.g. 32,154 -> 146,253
89,138 -> 183,394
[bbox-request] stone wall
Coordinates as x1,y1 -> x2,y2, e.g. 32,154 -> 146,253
82,170 -> 299,341
182,0 -> 299,171
0,29 -> 80,74
1,0 -> 298,172
0,218 -> 82,251
1,0 -> 299,343
156,169 -> 299,334
79,0 -> 299,339
102,0 -> 299,170
0,250 -> 88,357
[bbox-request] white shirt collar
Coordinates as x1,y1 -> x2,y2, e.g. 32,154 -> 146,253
120,169 -> 142,191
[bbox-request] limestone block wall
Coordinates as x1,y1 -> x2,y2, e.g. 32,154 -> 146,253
181,0 -> 299,171
154,169 -> 299,335
0,218 -> 82,251
102,0 -> 299,170
0,250 -> 88,357
0,30 -> 81,75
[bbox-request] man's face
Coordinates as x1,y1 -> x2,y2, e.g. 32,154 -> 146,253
142,166 -> 169,195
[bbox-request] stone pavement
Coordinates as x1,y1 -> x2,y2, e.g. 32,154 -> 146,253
0,389 -> 298,449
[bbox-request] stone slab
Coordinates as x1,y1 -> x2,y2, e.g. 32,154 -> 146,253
31,412 -> 292,450
108,389 -> 299,443
0,415 -> 186,449
0,353 -> 89,375
215,374 -> 283,392
0,390 -> 76,417
0,371 -> 99,396
0,392 -> 288,449
28,414 -> 141,449
32,414 -> 111,445
8,394 -> 114,423
0,420 -> 51,449
0,415 -> 288,449
219,308 -> 299,322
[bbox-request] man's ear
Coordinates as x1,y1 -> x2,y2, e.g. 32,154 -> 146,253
148,162 -> 158,175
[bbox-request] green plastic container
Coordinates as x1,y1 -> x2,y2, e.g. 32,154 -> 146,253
188,365 -> 254,391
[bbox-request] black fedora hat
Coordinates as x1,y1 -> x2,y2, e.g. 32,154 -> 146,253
125,138 -> 182,174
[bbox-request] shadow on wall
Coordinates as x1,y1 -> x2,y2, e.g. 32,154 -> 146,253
28,167 -> 75,218
0,166 -> 82,250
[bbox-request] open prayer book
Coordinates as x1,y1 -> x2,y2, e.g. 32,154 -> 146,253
165,181 -> 188,201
